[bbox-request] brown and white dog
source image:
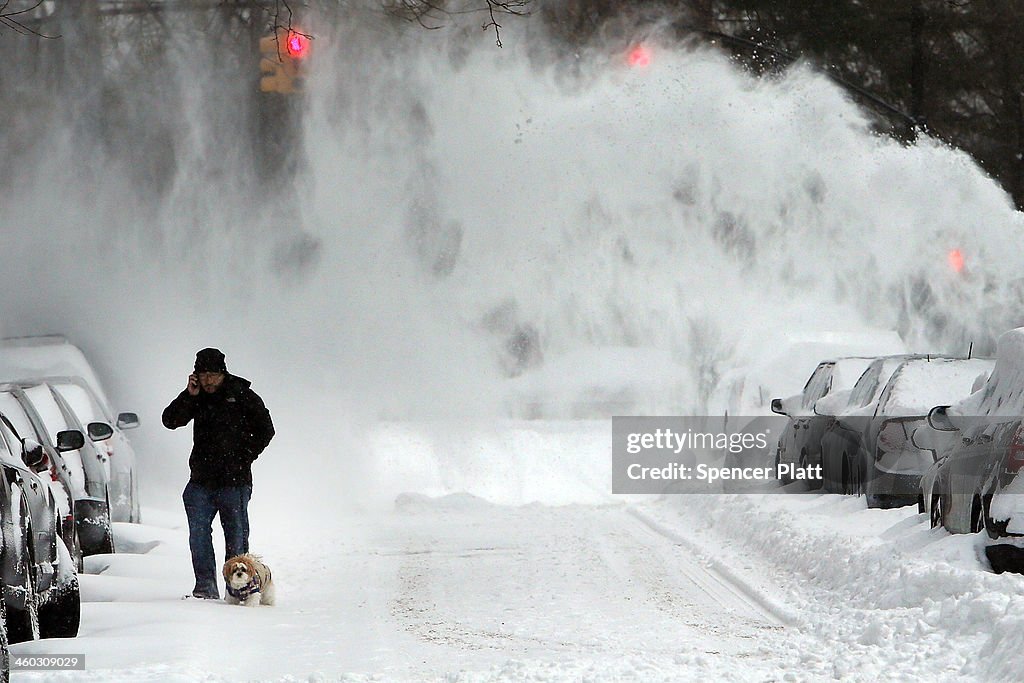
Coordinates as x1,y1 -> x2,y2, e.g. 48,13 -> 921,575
222,554 -> 275,607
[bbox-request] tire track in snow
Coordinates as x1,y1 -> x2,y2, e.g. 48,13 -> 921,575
386,501 -> 791,664
627,506 -> 799,627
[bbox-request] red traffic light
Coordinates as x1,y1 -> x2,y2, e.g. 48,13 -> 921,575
948,248 -> 965,274
627,44 -> 652,68
286,31 -> 310,58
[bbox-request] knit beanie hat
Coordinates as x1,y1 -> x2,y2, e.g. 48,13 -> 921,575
194,348 -> 227,373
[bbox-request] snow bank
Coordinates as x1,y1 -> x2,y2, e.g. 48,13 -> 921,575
654,493 -> 1024,680
366,420 -> 616,508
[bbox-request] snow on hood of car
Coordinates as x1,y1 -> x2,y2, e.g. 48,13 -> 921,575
951,327 -> 1024,418
879,357 -> 995,417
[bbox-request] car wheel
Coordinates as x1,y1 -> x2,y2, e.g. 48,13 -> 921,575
130,471 -> 141,524
38,538 -> 80,639
802,451 -> 822,491
776,450 -> 792,485
6,508 -> 40,644
971,495 -> 984,533
72,526 -> 84,573
982,494 -> 999,540
101,491 -> 115,554
850,457 -> 863,496
820,452 -> 833,492
930,495 -> 942,529
0,597 -> 9,683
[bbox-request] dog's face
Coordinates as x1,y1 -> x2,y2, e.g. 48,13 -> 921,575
227,561 -> 251,589
223,555 -> 258,590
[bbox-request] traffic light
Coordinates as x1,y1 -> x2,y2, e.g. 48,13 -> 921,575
259,29 -> 310,94
627,44 -> 652,68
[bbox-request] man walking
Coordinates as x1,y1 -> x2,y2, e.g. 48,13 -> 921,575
162,348 -> 275,599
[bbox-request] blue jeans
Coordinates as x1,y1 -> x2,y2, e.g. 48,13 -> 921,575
182,481 -> 252,595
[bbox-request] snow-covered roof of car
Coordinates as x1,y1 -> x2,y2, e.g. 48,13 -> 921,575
0,336 -> 112,414
951,327 -> 1024,418
878,357 -> 994,417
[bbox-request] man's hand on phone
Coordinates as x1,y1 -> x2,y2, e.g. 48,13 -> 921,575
187,373 -> 200,396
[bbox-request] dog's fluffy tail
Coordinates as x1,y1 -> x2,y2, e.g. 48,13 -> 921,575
261,582 -> 276,606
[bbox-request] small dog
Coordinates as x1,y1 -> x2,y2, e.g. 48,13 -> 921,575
222,553 -> 275,607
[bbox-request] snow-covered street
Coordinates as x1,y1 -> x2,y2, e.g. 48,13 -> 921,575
8,421 -> 1022,682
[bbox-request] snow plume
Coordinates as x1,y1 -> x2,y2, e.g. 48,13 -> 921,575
2,6 -> 1024,507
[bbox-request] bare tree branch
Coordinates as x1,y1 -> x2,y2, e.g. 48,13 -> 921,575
1,0 -> 60,38
481,0 -> 529,47
384,0 -> 530,46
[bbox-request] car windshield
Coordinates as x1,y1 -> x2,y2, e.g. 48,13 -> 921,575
0,391 -> 37,444
0,419 -> 17,461
23,384 -> 72,444
52,382 -> 105,425
801,363 -> 834,410
848,362 -> 882,408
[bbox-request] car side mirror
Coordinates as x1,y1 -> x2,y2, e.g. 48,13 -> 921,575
770,398 -> 785,415
87,422 -> 114,441
927,405 -> 956,432
116,412 -> 140,430
56,429 -> 85,452
21,438 -> 45,468
814,389 -> 852,416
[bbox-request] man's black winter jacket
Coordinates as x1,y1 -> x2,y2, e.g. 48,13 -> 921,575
162,374 -> 275,487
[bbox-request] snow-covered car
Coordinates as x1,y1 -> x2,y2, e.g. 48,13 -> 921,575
0,336 -> 142,522
0,412 -> 80,642
771,356 -> 877,485
710,329 -> 907,419
0,382 -> 114,557
832,356 -> 993,508
0,389 -> 86,569
48,377 -> 140,523
819,355 -> 920,493
921,329 -> 1024,567
709,330 -> 906,474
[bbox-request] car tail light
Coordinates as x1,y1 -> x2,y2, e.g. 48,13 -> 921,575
877,420 -> 908,456
1006,425 -> 1024,473
50,461 -> 59,482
